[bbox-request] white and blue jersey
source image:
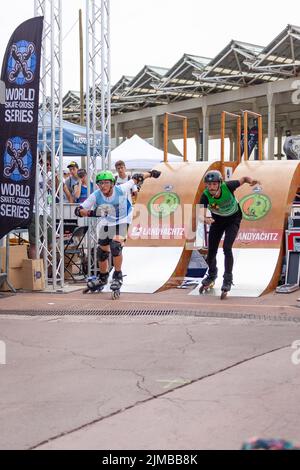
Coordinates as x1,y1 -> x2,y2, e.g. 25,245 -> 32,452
81,179 -> 135,226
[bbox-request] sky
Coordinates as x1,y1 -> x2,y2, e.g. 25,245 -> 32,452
0,0 -> 299,93
0,0 -> 298,161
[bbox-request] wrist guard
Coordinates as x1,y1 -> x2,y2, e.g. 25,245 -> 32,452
132,173 -> 144,185
74,206 -> 83,217
150,169 -> 161,179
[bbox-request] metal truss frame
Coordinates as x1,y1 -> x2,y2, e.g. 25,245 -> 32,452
34,0 -> 64,291
247,25 -> 300,77
152,55 -> 211,101
198,41 -> 264,89
86,0 -> 111,275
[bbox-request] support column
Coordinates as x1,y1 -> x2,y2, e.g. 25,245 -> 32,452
195,131 -> 200,161
229,130 -> 235,162
202,102 -> 210,161
194,118 -> 201,161
196,112 -> 204,161
267,91 -> 276,160
263,134 -> 268,160
153,115 -> 162,149
114,122 -> 123,147
277,126 -> 283,160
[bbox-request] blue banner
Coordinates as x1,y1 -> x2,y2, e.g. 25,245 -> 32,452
38,113 -> 106,157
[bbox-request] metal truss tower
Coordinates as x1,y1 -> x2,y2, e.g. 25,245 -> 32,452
33,0 -> 111,283
86,0 -> 111,274
34,0 -> 64,290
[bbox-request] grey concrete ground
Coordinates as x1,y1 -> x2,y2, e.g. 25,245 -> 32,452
0,313 -> 300,450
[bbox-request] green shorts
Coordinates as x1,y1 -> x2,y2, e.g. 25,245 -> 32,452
28,215 -> 53,246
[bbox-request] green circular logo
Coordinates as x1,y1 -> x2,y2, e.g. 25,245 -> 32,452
148,192 -> 180,218
240,193 -> 272,221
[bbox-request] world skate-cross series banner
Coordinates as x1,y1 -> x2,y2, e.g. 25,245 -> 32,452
0,16 -> 43,239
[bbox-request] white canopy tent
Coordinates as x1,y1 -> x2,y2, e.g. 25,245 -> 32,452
62,134 -> 183,170
111,134 -> 183,170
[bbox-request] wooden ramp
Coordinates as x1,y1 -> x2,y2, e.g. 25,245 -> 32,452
190,160 -> 300,297
122,161 -> 220,293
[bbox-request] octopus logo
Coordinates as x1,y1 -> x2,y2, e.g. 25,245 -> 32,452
240,193 -> 272,221
7,41 -> 37,85
3,137 -> 32,182
148,192 -> 180,218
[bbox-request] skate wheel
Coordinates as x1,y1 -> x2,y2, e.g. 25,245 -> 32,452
221,290 -> 228,300
199,282 -> 214,294
112,290 -> 120,300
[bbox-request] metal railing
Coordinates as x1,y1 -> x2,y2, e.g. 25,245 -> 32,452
164,112 -> 188,162
243,110 -> 263,161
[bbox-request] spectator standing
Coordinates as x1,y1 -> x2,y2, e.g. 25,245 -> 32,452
114,160 -> 138,205
74,169 -> 93,203
65,161 -> 80,202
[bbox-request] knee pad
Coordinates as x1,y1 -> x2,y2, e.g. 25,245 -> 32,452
110,239 -> 123,257
97,246 -> 110,262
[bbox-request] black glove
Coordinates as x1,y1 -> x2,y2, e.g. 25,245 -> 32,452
132,173 -> 144,185
150,169 -> 161,179
75,206 -> 95,217
74,206 -> 83,217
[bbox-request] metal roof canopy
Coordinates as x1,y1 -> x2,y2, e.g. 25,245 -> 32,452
62,24 -> 300,120
249,25 -> 300,76
111,65 -> 169,112
152,54 -> 212,100
197,40 -> 268,89
111,75 -> 133,95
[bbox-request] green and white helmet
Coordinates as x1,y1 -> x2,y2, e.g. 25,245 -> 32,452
96,170 -> 115,184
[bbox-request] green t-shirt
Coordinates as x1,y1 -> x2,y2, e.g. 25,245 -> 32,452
201,181 -> 240,218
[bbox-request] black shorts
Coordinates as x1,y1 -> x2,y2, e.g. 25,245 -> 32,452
98,224 -> 129,246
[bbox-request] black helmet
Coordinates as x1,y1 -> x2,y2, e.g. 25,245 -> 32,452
204,170 -> 223,183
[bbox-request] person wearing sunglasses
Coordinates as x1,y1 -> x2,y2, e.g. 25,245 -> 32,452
73,169 -> 93,203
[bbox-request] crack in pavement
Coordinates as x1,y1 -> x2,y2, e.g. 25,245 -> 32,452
0,333 -> 100,367
0,333 -> 51,352
136,375 -> 154,398
159,396 -> 187,412
108,367 -> 154,398
29,342 -> 292,450
3,332 -> 103,366
185,329 -> 196,345
179,328 -> 197,355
